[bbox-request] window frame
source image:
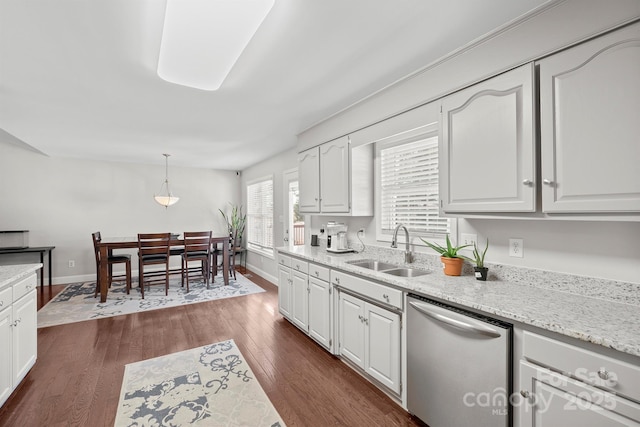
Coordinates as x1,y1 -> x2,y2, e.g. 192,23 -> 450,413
374,123 -> 456,247
246,175 -> 275,258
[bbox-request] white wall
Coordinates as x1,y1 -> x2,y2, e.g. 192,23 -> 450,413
240,147 -> 298,284
0,133 -> 240,284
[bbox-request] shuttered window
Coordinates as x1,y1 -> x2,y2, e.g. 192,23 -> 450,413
247,177 -> 274,256
378,134 -> 451,238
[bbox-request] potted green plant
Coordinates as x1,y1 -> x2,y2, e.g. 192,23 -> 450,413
472,239 -> 489,281
420,235 -> 471,276
219,204 -> 246,246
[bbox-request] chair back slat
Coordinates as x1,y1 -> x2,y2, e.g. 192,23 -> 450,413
184,231 -> 212,255
138,233 -> 171,257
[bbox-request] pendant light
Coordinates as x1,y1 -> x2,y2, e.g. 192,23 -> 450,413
154,154 -> 180,207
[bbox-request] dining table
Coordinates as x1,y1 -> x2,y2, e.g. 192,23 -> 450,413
97,235 -> 230,303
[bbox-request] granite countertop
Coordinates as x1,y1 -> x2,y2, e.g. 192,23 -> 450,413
277,245 -> 640,359
0,264 -> 43,289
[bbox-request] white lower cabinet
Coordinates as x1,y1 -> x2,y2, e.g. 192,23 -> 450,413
308,276 -> 332,349
277,264 -> 292,319
338,291 -> 401,394
519,331 -> 640,426
1,272 -> 38,408
278,254 -> 333,352
291,270 -> 309,331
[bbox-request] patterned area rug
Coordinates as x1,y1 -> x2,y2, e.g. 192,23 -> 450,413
115,339 -> 284,427
37,273 -> 264,328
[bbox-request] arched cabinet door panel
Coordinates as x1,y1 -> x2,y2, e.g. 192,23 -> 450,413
539,22 -> 640,213
440,63 -> 536,213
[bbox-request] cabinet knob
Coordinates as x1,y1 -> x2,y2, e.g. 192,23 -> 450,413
520,390 -> 530,398
358,315 -> 363,321
383,294 -> 389,301
0,301 -> 3,307
597,368 -> 610,380
315,271 -> 319,277
543,179 -> 553,185
335,277 -> 340,284
522,179 -> 533,186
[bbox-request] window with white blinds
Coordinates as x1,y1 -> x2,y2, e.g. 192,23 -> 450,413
247,177 -> 274,256
378,133 -> 451,238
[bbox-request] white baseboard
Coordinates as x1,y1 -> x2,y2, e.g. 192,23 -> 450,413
244,262 -> 277,286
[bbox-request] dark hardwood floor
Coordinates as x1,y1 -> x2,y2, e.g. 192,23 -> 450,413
0,268 -> 423,426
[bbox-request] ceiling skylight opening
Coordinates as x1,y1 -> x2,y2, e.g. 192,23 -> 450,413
157,0 -> 275,91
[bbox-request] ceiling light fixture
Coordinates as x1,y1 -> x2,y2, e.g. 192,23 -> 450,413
157,0 -> 275,91
154,154 -> 179,208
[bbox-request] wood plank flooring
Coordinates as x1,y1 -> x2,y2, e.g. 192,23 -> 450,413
0,268 -> 424,427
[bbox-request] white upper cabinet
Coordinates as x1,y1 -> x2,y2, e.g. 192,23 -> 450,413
298,148 -> 320,212
538,22 -> 640,213
299,136 -> 373,216
319,137 -> 350,213
440,63 -> 536,213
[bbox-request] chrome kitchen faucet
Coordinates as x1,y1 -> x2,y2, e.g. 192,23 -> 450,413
391,224 -> 413,263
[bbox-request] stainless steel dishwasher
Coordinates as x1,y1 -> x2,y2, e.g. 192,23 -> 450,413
407,294 -> 512,427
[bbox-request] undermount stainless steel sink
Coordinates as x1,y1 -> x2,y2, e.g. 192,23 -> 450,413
380,268 -> 430,277
347,260 -> 431,277
347,259 -> 398,271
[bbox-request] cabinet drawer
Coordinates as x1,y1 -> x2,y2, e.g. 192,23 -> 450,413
523,331 -> 640,402
308,263 -> 330,282
0,286 -> 11,312
331,270 -> 402,309
291,258 -> 309,275
13,273 -> 37,301
278,254 -> 291,268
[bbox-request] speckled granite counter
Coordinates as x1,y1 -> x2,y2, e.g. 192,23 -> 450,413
277,245 -> 640,359
0,264 -> 42,289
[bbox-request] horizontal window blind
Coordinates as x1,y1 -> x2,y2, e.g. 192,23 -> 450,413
247,178 -> 274,253
380,136 -> 450,235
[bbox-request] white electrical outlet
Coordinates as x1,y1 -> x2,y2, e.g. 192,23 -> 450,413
68,260 -> 75,268
509,238 -> 524,258
461,233 -> 477,248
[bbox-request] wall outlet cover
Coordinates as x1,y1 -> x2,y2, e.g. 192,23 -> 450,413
509,238 -> 524,258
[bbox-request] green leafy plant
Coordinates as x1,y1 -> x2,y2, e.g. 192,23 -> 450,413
420,234 -> 471,260
219,203 -> 246,244
472,239 -> 489,268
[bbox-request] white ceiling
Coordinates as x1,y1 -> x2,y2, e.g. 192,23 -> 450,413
0,0 -> 550,170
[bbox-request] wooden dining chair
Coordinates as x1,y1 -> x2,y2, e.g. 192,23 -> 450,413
212,232 -> 238,281
181,231 -> 212,291
137,233 -> 172,298
92,232 -> 131,297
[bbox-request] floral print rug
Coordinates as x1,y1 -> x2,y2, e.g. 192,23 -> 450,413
115,339 -> 285,427
37,273 -> 264,328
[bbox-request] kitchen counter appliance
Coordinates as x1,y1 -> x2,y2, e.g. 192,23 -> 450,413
407,293 -> 513,427
326,222 -> 352,253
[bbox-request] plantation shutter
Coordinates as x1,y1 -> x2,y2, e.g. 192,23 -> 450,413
380,136 -> 450,235
247,177 -> 274,254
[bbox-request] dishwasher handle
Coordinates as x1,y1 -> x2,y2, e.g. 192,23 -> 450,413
409,301 -> 501,338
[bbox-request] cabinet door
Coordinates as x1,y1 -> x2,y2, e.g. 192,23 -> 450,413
440,63 -> 536,212
12,291 -> 37,386
0,308 -> 12,407
539,23 -> 640,213
338,292 -> 365,369
308,277 -> 331,350
364,303 -> 401,394
291,271 -> 309,332
298,147 -> 320,213
277,266 -> 292,319
320,136 -> 350,213
519,361 -> 640,426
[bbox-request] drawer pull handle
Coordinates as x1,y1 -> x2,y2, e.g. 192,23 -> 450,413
315,271 -> 319,276
0,301 -> 3,307
597,369 -> 610,380
296,264 -> 300,269
520,390 -> 530,398
358,315 -> 363,321
335,278 -> 340,284
382,293 -> 389,301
